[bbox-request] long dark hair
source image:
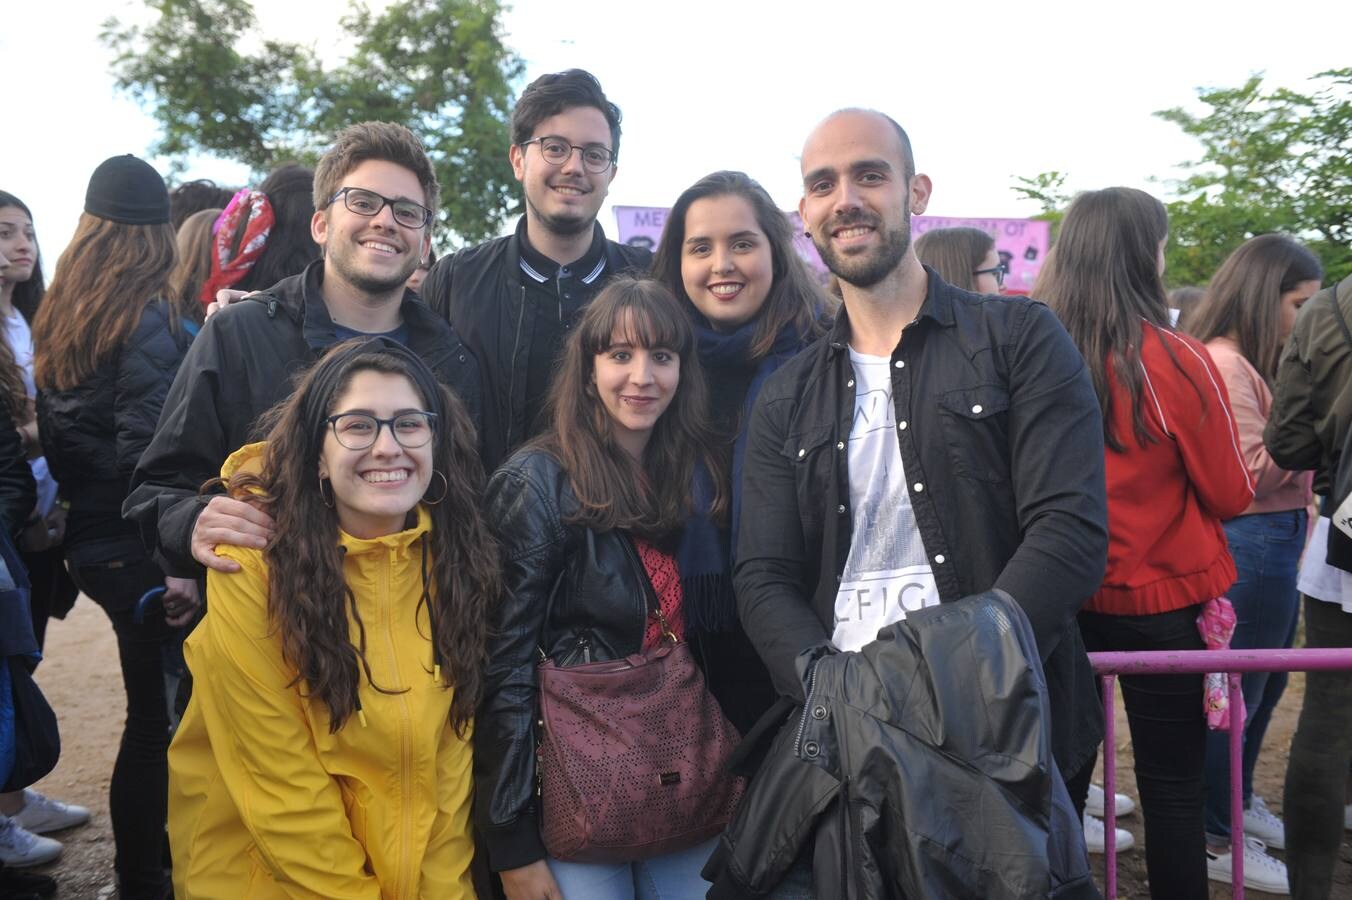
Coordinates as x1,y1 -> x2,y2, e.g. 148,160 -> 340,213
652,171 -> 828,358
1035,187 -> 1188,452
0,192 -> 39,420
915,226 -> 995,292
532,277 -> 728,538
234,163 -> 321,292
33,213 -> 177,392
1184,234 -> 1323,382
224,340 -> 497,734
0,191 -> 44,323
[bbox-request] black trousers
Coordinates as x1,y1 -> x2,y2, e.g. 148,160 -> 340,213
68,555 -> 173,900
1284,595 -> 1352,900
1078,605 -> 1209,900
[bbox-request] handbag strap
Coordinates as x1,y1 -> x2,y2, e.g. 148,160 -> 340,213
537,531 -> 675,661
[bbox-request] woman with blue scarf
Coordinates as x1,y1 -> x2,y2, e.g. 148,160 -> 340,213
650,171 -> 831,736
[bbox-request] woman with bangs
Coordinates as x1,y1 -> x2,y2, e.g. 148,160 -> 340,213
480,277 -> 743,900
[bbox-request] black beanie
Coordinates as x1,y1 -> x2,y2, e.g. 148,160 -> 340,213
84,154 -> 170,225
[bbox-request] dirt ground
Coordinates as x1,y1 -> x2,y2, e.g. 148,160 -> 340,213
18,599 -> 1352,899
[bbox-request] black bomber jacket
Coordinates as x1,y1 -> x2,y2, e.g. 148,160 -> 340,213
733,269 -> 1108,776
422,222 -> 651,473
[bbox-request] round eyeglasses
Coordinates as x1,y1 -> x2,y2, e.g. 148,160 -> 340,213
519,136 -> 615,174
328,187 -> 433,229
326,411 -> 438,450
973,262 -> 1008,289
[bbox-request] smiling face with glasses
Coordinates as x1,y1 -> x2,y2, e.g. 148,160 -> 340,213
510,106 -> 617,237
314,159 -> 433,298
318,369 -> 438,539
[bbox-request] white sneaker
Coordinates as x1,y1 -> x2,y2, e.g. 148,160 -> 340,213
10,788 -> 90,834
0,815 -> 62,868
1082,812 -> 1135,853
1206,835 -> 1289,895
1086,782 -> 1136,818
1242,795 -> 1285,850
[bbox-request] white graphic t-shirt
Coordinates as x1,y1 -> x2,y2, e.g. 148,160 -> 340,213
832,349 -> 937,651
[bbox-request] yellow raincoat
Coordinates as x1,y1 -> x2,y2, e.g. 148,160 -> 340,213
168,445 -> 474,899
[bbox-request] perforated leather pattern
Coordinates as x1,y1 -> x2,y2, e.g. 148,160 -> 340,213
537,643 -> 745,862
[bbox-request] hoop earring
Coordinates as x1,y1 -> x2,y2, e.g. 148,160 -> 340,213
423,470 -> 449,506
318,475 -> 335,508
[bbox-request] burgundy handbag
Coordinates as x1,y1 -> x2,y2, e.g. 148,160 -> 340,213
536,603 -> 745,863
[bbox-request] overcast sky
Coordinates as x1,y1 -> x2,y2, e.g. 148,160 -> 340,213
6,0 -> 1350,272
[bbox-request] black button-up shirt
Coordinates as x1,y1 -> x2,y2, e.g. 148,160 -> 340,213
734,269 -> 1108,773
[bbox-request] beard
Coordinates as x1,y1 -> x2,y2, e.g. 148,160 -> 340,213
812,209 -> 911,289
328,242 -> 419,296
524,188 -> 598,237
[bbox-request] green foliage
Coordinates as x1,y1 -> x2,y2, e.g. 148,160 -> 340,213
102,0 -> 523,246
1010,171 -> 1070,240
1154,68 -> 1352,286
1012,70 -> 1352,288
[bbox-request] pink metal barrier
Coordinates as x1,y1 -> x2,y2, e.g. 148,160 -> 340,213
1088,647 -> 1352,899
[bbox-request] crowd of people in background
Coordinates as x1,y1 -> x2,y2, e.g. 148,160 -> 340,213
0,65 -> 1350,900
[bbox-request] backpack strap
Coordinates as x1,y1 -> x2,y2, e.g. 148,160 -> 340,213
1327,281 -> 1351,351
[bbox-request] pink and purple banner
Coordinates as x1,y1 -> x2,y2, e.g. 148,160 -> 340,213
614,207 -> 1050,294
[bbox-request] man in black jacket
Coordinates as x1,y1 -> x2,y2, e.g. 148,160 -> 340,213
124,122 -> 480,575
420,69 -> 650,472
734,110 -> 1108,871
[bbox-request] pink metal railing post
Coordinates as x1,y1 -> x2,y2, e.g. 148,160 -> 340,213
1102,674 -> 1117,900
1229,671 -> 1244,900
1089,647 -> 1352,899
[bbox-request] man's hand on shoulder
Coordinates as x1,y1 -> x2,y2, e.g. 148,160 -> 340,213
191,495 -> 276,572
204,288 -> 259,321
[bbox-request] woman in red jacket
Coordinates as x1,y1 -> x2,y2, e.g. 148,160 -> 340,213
1036,187 -> 1253,900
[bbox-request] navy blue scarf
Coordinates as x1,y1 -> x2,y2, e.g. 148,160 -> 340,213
678,320 -> 810,633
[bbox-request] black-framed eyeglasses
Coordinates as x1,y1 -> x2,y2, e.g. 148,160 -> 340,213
325,411 -> 438,450
519,136 -> 615,173
327,187 -> 433,229
973,262 -> 1008,288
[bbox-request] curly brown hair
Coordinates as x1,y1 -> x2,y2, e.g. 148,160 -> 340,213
226,340 -> 497,734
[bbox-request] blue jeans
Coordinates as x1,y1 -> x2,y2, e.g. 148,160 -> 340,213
1203,509 -> 1306,839
546,837 -> 719,899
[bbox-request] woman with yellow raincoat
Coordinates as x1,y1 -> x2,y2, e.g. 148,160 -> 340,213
168,338 -> 498,898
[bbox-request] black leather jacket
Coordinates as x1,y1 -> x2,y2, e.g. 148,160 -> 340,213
705,592 -> 1099,900
476,448 -> 666,870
